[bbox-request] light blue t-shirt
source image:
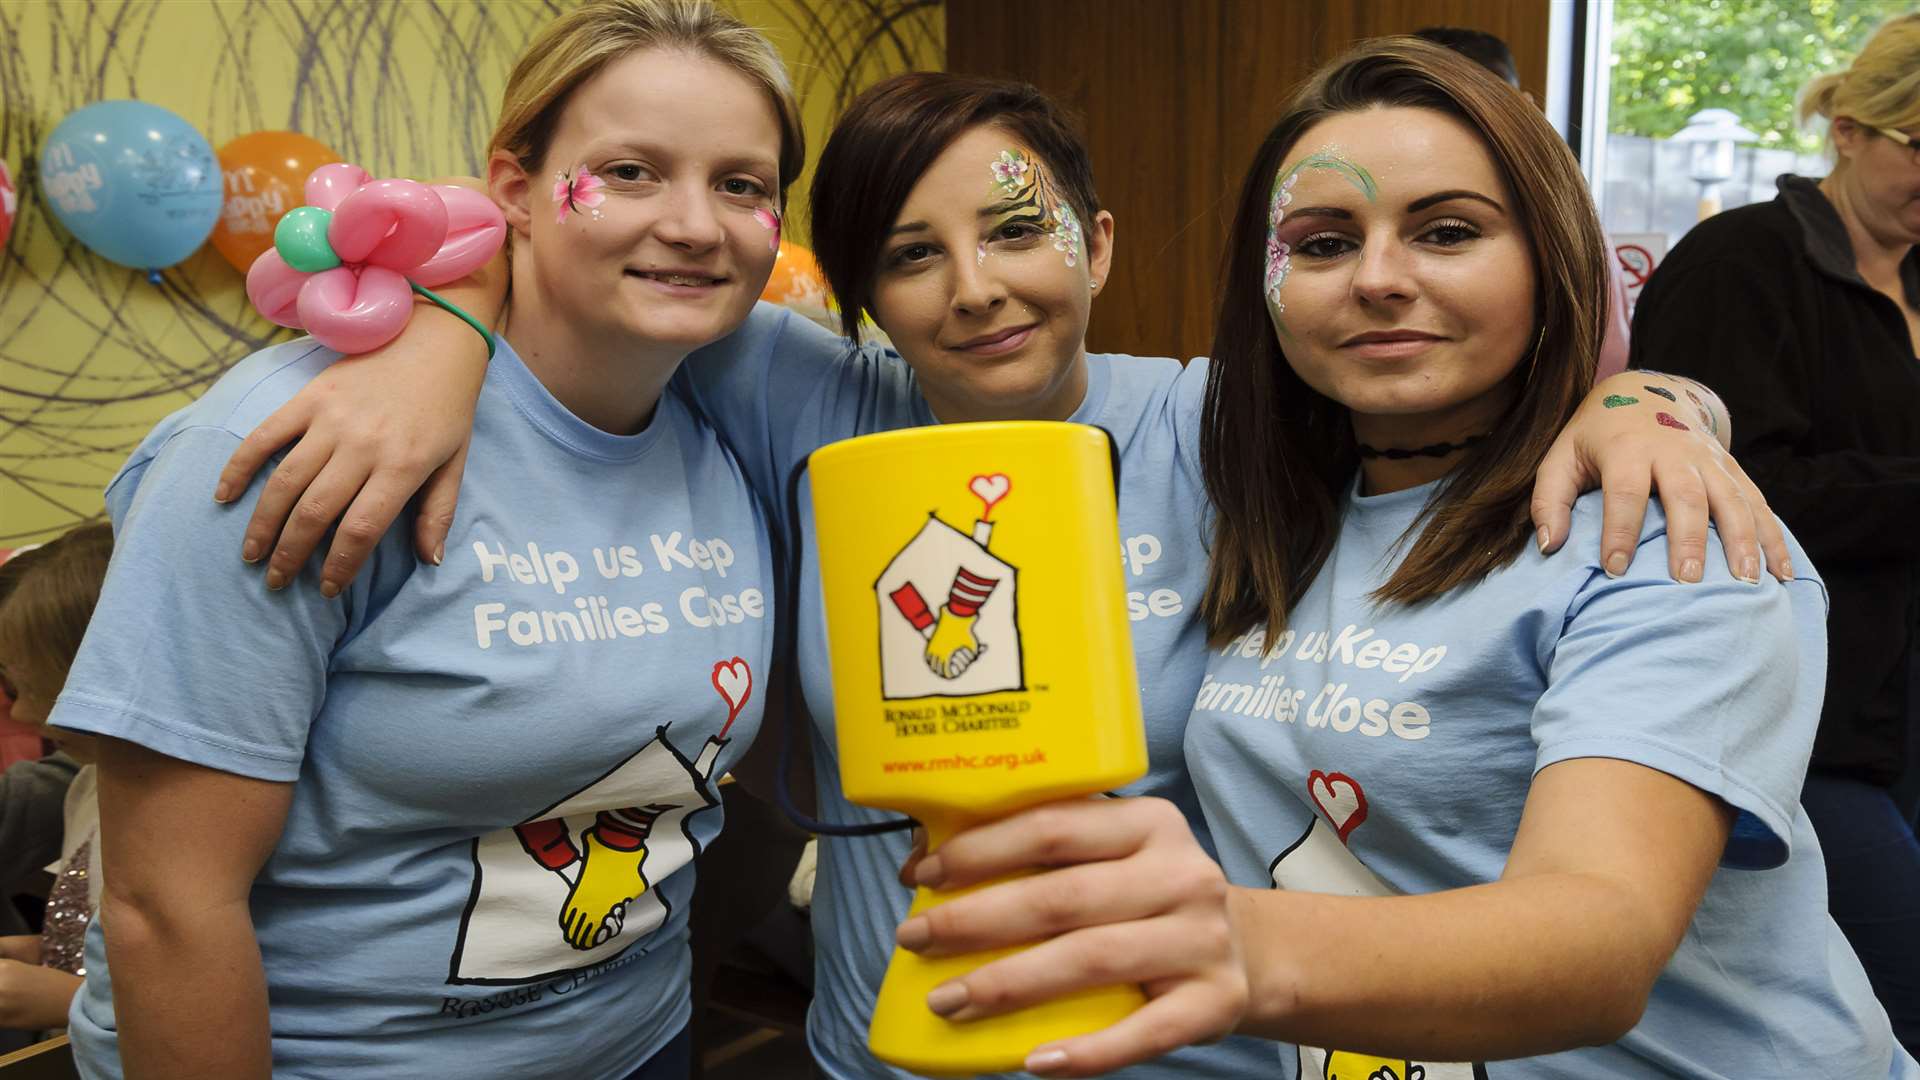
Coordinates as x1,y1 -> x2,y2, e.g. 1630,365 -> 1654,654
683,304 -> 1271,1078
53,338 -> 775,1079
1187,480 -> 1917,1078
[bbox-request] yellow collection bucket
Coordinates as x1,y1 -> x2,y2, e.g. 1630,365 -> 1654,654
809,421 -> 1148,1076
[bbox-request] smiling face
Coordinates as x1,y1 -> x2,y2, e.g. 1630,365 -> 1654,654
1265,106 -> 1537,447
501,47 -> 784,356
867,124 -> 1114,423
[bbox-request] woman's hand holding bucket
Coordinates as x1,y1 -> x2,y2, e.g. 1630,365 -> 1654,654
892,797 -> 1250,1077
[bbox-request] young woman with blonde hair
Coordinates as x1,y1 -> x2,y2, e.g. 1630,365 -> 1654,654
894,39 -> 1917,1078
49,3 -> 797,1076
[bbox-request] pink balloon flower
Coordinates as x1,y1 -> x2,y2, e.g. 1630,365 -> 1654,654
245,163 -> 506,355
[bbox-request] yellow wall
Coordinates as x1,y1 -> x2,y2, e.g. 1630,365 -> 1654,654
0,0 -> 942,546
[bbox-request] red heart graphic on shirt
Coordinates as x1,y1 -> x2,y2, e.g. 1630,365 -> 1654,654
1308,770 -> 1369,845
711,658 -> 753,736
968,473 -> 1011,516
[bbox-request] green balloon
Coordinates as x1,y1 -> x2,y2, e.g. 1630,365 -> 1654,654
275,206 -> 339,272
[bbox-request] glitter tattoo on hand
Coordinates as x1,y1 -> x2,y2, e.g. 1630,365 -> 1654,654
1264,148 -> 1380,324
987,148 -> 1083,268
553,165 -> 607,224
753,206 -> 781,253
1601,381 -> 1715,434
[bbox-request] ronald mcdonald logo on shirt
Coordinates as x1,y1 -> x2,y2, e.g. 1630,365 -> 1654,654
874,473 -> 1026,700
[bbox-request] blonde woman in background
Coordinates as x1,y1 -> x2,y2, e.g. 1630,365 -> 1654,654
1629,12 -> 1920,1055
46,2 -> 798,1076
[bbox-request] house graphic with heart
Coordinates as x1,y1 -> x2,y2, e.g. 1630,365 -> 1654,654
874,473 -> 1025,700
446,658 -> 751,985
1269,770 -> 1488,1080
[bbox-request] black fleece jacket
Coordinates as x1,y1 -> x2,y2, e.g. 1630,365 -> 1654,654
1630,174 -> 1920,786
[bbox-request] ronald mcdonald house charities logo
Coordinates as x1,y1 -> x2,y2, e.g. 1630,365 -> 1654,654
875,473 -> 1026,700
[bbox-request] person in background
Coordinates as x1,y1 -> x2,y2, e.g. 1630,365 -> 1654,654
1627,11 -> 1920,1056
0,547 -> 78,922
0,523 -> 112,1036
1414,25 -> 1632,378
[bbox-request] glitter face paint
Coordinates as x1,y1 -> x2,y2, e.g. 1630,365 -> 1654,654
986,148 -> 1083,268
1264,148 -> 1379,327
753,206 -> 781,253
552,165 -> 607,224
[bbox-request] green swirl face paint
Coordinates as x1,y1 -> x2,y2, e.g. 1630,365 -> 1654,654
985,148 -> 1082,268
1263,147 -> 1379,328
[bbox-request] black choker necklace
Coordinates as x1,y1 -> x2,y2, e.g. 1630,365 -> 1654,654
1356,434 -> 1488,460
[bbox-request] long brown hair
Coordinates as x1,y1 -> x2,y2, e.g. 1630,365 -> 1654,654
1199,38 -> 1607,644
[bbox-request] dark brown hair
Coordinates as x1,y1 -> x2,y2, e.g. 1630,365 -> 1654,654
809,72 -> 1101,343
0,523 -> 114,706
1199,37 -> 1607,644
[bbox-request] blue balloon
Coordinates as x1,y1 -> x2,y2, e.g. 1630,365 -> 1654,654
39,101 -> 223,272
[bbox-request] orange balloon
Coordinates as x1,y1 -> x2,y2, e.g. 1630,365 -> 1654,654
760,239 -> 829,308
211,131 -> 341,273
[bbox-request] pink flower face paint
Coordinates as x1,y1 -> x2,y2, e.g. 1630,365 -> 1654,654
1263,148 -> 1379,332
985,148 -> 1083,269
753,206 -> 781,253
552,165 -> 606,225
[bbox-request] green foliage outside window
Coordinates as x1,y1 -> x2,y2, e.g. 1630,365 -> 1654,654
1610,0 -> 1910,153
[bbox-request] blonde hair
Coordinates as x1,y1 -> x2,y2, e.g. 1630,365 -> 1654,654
1799,12 -> 1920,148
0,523 -> 112,708
490,0 -> 806,200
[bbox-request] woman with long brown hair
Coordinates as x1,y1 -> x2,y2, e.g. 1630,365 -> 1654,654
891,40 -> 1916,1079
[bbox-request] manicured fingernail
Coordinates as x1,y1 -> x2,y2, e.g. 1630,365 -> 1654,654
913,854 -> 945,888
926,982 -> 969,1017
1026,1049 -> 1071,1074
432,544 -> 444,567
1680,558 -> 1703,583
1536,526 -> 1549,553
1739,557 -> 1760,584
1604,552 -> 1629,578
896,917 -> 930,952
266,569 -> 287,591
242,540 -> 262,563
214,483 -> 232,503
320,580 -> 341,599
1780,561 -> 1794,581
